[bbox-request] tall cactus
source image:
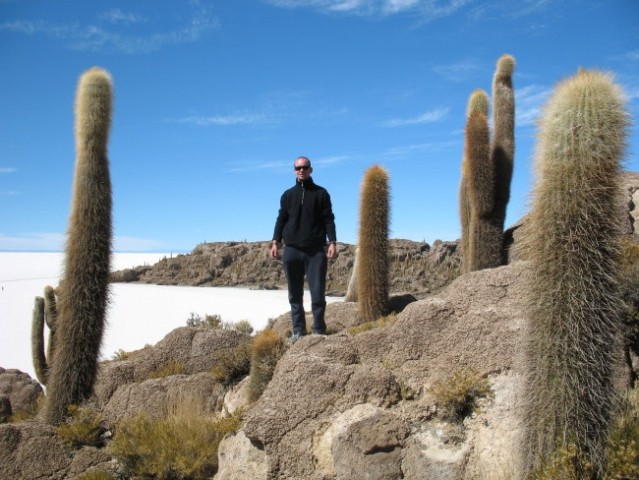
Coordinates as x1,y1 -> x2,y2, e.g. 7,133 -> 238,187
357,165 -> 390,323
491,54 -> 515,245
460,89 -> 501,272
459,54 -> 516,272
521,70 -> 629,478
31,286 -> 58,385
44,67 -> 113,425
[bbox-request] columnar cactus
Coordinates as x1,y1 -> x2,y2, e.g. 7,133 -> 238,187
344,246 -> 359,302
459,54 -> 516,272
521,69 -> 629,478
491,54 -> 516,249
357,165 -> 390,323
460,89 -> 501,272
44,67 -> 113,425
31,296 -> 47,385
31,285 -> 58,385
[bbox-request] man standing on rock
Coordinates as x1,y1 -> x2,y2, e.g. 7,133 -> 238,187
270,156 -> 337,343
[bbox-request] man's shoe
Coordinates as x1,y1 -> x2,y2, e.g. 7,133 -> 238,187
291,332 -> 303,344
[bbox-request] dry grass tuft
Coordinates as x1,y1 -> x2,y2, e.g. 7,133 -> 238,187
429,369 -> 493,423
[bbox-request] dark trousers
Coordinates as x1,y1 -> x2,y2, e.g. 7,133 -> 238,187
282,245 -> 327,335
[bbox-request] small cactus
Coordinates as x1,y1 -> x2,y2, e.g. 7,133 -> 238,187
357,165 -> 390,323
31,286 -> 58,385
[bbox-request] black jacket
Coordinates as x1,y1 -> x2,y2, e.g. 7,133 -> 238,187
272,178 -> 336,248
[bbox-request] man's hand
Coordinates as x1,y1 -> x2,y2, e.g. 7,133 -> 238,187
327,243 -> 337,259
270,241 -> 278,259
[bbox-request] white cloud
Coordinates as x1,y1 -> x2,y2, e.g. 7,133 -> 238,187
432,60 -> 480,81
0,190 -> 20,196
515,84 -> 551,127
382,107 -> 449,127
0,167 -> 17,174
264,0 -> 471,18
98,9 -> 147,25
382,140 -> 457,157
174,112 -> 267,126
0,5 -> 219,54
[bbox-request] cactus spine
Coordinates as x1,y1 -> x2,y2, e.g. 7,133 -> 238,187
357,165 -> 390,323
31,286 -> 58,385
521,70 -> 629,478
44,67 -> 113,425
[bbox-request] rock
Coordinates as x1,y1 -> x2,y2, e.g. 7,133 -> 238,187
0,421 -> 73,480
214,431 -> 268,480
101,372 -> 224,425
0,367 -> 43,418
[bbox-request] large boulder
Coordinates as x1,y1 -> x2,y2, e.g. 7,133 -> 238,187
227,263 -> 530,479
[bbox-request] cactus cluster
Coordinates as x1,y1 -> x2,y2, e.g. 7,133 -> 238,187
43,67 -> 114,425
521,69 -> 629,478
357,165 -> 390,324
459,54 -> 515,272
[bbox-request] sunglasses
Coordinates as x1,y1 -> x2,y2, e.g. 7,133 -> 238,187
295,165 -> 310,171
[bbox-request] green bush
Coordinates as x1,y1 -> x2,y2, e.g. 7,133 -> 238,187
429,369 -> 493,423
110,408 -> 242,479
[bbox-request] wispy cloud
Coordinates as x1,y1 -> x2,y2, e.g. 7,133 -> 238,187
432,60 -> 480,81
98,9 -> 147,25
0,190 -> 20,196
382,140 -> 458,157
226,154 -> 350,173
264,0 -> 472,18
0,4 -> 218,54
173,112 -> 268,127
515,84 -> 551,127
382,107 -> 449,127
0,167 -> 17,174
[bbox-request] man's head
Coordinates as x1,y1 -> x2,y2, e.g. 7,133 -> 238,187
293,156 -> 312,181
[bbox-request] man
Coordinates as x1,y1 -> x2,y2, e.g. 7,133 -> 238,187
271,156 -> 337,343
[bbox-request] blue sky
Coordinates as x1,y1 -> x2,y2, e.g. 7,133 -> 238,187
1,0 -> 638,253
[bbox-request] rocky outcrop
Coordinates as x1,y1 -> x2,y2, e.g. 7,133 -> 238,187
110,239 -> 461,298
2,260 -> 634,479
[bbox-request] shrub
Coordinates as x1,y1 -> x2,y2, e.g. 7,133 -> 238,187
248,329 -> 286,402
211,343 -> 251,386
233,319 -> 254,335
109,406 -> 242,479
347,312 -> 397,336
56,404 -> 104,448
147,359 -> 186,379
429,369 -> 493,423
111,348 -> 130,361
76,470 -> 114,480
